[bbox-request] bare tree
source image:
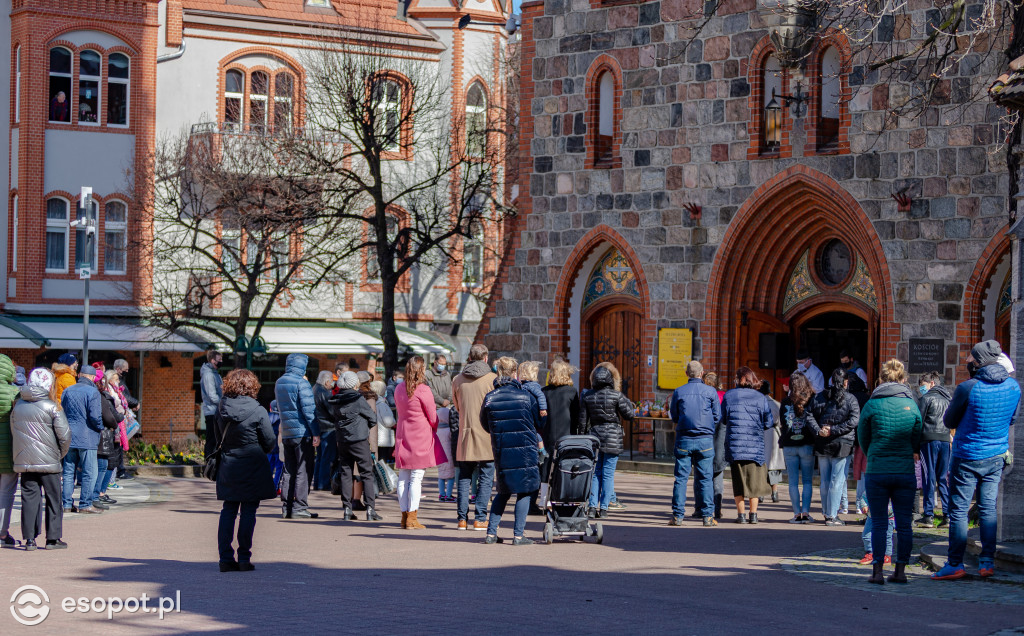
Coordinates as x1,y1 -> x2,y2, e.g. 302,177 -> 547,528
298,28 -> 513,377
136,125 -> 357,366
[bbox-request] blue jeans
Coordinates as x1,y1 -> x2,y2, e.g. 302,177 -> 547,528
487,492 -> 530,537
62,448 -> 98,509
783,445 -> 814,515
314,429 -> 337,491
948,455 -> 1004,565
457,461 -> 494,522
589,452 -> 619,510
671,436 -> 715,518
438,478 -> 455,498
920,440 -> 952,518
92,458 -> 114,501
862,513 -> 894,555
864,472 -> 915,564
818,455 -> 850,519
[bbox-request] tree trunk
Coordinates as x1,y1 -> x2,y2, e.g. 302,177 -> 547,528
380,275 -> 401,381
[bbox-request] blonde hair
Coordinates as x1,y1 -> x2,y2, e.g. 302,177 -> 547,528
704,372 -> 721,391
879,359 -> 907,384
495,356 -> 519,379
547,359 -> 576,387
594,361 -> 622,392
405,356 -> 426,397
104,369 -> 120,387
517,360 -> 540,383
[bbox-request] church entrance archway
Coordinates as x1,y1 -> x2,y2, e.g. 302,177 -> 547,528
584,301 -> 643,402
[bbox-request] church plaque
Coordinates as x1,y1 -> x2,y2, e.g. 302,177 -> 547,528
908,338 -> 944,374
658,328 -> 693,390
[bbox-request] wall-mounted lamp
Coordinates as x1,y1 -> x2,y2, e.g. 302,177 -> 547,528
683,202 -> 702,223
892,191 -> 913,213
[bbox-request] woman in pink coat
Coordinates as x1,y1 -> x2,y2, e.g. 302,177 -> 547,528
394,356 -> 443,530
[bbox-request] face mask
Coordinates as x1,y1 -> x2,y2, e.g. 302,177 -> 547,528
796,362 -> 807,372
919,386 -> 928,395
436,364 -> 446,373
842,361 -> 851,369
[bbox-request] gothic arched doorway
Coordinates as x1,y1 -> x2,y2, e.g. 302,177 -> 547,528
584,301 -> 643,401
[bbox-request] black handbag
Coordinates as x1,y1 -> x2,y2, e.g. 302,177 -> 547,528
203,415 -> 233,482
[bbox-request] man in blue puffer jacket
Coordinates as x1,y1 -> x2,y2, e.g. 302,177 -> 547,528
275,354 -> 320,519
60,366 -> 104,514
933,340 -> 1021,580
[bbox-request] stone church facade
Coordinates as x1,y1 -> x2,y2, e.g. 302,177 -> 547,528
483,0 -> 1013,403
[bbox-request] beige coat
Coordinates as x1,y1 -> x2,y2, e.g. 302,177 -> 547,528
452,361 -> 497,462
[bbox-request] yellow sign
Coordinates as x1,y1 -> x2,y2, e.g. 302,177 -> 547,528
658,328 -> 693,390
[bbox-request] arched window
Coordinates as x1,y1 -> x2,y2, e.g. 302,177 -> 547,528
465,81 -> 487,157
463,220 -> 484,286
762,54 -> 783,151
274,73 -> 294,133
11,194 -> 18,272
249,70 -> 269,133
371,77 -> 403,152
104,201 -> 128,274
46,197 -> 69,272
14,46 -> 21,124
596,71 -> 614,164
818,46 -> 841,150
78,50 -> 101,124
48,47 -> 72,122
224,69 -> 244,131
108,53 -> 130,126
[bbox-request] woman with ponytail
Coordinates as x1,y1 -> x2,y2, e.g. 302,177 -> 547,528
809,368 -> 860,526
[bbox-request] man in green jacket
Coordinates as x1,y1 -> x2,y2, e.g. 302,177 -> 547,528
0,354 -> 23,547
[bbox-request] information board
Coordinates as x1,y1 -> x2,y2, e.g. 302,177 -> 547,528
908,338 -> 944,374
658,328 -> 693,390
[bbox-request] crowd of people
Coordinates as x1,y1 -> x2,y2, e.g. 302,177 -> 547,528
0,353 -> 139,551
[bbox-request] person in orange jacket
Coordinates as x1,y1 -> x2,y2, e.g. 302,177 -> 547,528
51,353 -> 79,403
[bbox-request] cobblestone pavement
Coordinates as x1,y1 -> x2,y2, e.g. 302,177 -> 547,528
1,472 -> 1022,634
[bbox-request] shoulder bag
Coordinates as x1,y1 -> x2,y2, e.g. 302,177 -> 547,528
202,414 -> 234,482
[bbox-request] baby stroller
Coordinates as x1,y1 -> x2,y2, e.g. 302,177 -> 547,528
543,435 -> 604,544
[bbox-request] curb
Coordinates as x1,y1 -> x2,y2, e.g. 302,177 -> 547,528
133,464 -> 204,478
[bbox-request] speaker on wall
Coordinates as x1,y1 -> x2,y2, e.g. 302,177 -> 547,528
759,332 -> 790,369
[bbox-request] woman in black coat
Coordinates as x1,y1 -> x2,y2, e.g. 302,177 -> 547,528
215,369 -> 277,572
808,368 -> 860,526
578,362 -> 634,518
539,359 -> 581,503
480,357 -> 542,545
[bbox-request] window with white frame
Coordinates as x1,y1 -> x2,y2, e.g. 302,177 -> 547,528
78,50 -> 101,124
49,47 -> 72,123
463,220 -> 484,286
11,195 -> 18,272
271,233 -> 291,280
224,69 -> 244,131
108,53 -> 130,126
306,0 -> 330,5
249,71 -> 269,133
104,200 -> 127,274
75,198 -> 99,273
274,73 -> 294,134
46,198 -> 69,272
465,82 -> 487,157
371,78 -> 402,151
14,46 -> 21,124
222,232 -> 241,276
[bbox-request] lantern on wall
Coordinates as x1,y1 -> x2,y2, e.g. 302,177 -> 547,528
765,91 -> 782,147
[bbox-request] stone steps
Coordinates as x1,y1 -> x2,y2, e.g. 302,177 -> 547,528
919,529 -> 1024,579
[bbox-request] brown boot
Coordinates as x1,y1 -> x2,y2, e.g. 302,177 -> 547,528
887,562 -> 908,584
868,562 -> 885,585
406,510 -> 426,530
400,512 -> 408,529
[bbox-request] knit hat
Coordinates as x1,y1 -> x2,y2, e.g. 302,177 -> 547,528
338,371 -> 359,390
28,368 -> 54,391
970,340 -> 1002,368
14,366 -> 26,387
58,352 -> 78,366
356,370 -> 372,385
92,361 -> 106,374
80,365 -> 100,381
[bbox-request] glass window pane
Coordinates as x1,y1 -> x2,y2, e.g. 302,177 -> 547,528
467,83 -> 485,108
106,201 -> 126,223
108,82 -> 128,125
105,230 -> 126,273
225,97 -> 242,124
47,198 -> 67,220
108,53 -> 130,79
80,51 -> 101,77
275,73 -> 293,98
250,99 -> 266,129
251,71 -> 268,96
274,101 -> 292,133
225,70 -> 244,94
79,79 -> 99,123
49,77 -> 71,122
46,231 -> 66,270
50,48 -> 71,74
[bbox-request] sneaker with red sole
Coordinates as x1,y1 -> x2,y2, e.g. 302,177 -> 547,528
931,562 -> 967,580
979,558 -> 995,578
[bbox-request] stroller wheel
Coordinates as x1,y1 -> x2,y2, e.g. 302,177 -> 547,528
594,522 -> 604,545
543,522 -> 553,545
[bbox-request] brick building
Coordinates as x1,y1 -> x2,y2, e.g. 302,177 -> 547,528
1,0 -> 511,443
482,1 -> 1013,421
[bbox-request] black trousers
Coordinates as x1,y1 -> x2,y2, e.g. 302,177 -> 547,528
280,437 -> 313,514
218,500 -> 259,564
204,415 -> 219,458
337,438 -> 376,508
21,473 -> 62,542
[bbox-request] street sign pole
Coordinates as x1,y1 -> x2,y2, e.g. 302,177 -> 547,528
75,187 -> 94,367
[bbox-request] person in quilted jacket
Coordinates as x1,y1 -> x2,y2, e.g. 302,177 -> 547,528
722,366 -> 774,524
0,354 -> 22,547
857,358 -> 922,584
481,357 -> 542,545
578,362 -> 634,518
808,368 -> 861,526
274,353 -> 320,519
933,340 -> 1022,581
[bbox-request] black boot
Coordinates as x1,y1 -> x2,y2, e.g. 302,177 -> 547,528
342,506 -> 356,520
366,507 -> 383,521
887,562 -> 908,584
868,562 -> 885,585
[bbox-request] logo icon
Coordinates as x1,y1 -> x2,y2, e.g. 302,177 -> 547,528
10,585 -> 50,626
